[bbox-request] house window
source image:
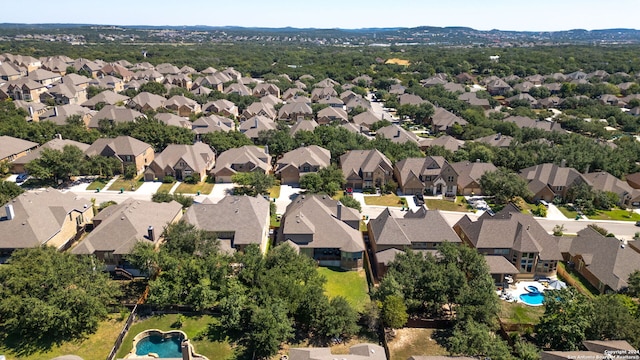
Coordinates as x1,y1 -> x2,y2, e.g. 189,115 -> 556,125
75,213 -> 84,227
424,176 -> 431,182
302,166 -> 310,172
447,176 -> 454,182
494,249 -> 509,255
555,186 -> 563,191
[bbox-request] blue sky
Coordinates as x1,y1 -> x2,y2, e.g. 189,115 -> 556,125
2,0 -> 639,31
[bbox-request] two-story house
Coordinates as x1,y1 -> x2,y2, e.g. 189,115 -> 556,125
210,145 -> 272,183
85,136 -> 154,175
275,146 -> 331,185
340,149 -> 393,190
393,156 -> 458,196
520,162 -> 590,202
144,142 -> 215,182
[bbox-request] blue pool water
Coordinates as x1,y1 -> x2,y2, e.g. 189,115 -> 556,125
135,335 -> 182,358
519,292 -> 545,306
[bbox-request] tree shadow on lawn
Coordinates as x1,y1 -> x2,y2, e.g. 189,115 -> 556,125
1,332 -> 82,358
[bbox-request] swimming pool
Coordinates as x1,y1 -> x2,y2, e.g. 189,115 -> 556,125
519,285 -> 545,306
135,334 -> 182,357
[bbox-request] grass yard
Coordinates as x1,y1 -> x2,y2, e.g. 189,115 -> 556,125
156,182 -> 175,193
317,267 -> 369,311
332,190 -> 345,200
589,209 -> 640,221
558,206 -> 578,219
269,185 -> 281,199
364,194 -> 403,207
0,315 -> 125,360
512,197 -> 536,214
425,198 -> 469,212
175,181 -> 215,194
387,328 -> 448,360
115,314 -> 233,360
108,174 -> 144,192
86,177 -> 109,191
499,301 -> 545,325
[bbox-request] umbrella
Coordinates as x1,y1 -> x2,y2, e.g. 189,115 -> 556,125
548,279 -> 567,290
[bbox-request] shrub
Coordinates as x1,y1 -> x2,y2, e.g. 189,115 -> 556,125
124,164 -> 137,180
532,204 -> 547,217
162,175 -> 175,184
183,173 -> 201,185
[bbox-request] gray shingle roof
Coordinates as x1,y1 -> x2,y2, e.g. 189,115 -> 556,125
0,135 -> 38,160
369,207 -> 461,247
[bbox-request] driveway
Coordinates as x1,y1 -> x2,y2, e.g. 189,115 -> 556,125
275,185 -> 301,214
206,183 -> 235,202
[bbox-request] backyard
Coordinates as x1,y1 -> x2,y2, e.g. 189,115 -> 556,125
387,328 -> 448,360
557,262 -> 598,298
115,314 -> 233,360
499,301 -> 545,326
0,315 -> 125,360
317,267 -> 370,311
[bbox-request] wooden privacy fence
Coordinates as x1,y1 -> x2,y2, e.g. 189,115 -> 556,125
106,304 -> 138,360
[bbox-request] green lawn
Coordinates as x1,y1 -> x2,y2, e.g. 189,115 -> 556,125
175,182 -> 215,194
589,209 -> 640,221
317,267 -> 369,312
157,182 -> 175,193
558,206 -> 578,219
425,198 -> 470,212
108,174 -> 145,192
0,315 -> 125,360
115,314 -> 233,360
363,194 -> 403,207
499,301 -> 545,325
86,178 -> 109,191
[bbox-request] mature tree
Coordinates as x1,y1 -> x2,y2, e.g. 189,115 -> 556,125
87,155 -> 122,178
0,247 -> 120,346
381,295 -> 408,329
151,191 -> 194,208
338,195 -> 361,212
628,270 -> 640,298
300,165 -> 346,195
201,130 -> 254,153
446,320 -> 515,360
536,287 -> 593,351
232,171 -> 276,196
317,296 -> 359,339
479,167 -> 531,204
0,180 -> 24,205
587,294 -> 640,343
245,301 -> 293,359
513,339 -> 541,360
125,242 -> 158,277
258,129 -> 296,158
162,220 -> 219,257
362,300 -> 382,333
138,81 -> 167,96
25,145 -> 86,183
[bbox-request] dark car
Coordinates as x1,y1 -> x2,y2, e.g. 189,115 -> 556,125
16,173 -> 29,183
414,193 -> 425,206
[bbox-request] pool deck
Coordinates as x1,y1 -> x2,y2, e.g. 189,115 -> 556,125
498,279 -> 553,306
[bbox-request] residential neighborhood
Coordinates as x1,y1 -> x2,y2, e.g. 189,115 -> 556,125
1,24 -> 640,360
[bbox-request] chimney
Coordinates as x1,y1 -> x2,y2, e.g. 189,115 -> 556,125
264,145 -> 269,154
5,204 -> 15,220
496,132 -> 501,140
55,133 -> 62,140
476,158 -> 480,163
254,117 -> 258,128
560,159 -> 566,168
28,106 -> 34,117
53,106 -> 58,117
337,201 -> 343,220
147,226 -> 155,241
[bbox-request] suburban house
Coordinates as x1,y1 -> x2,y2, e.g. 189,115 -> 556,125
368,207 -> 462,278
458,92 -> 491,109
154,112 -> 192,129
191,115 -> 235,138
203,99 -> 238,118
503,116 -> 565,133
0,189 -> 93,261
289,344 -> 385,360
278,102 -> 313,121
0,78 -> 47,102
144,142 -> 215,182
27,68 -> 62,86
81,90 -> 130,110
316,106 -> 348,124
340,149 -> 393,190
71,199 -> 183,272
127,92 -> 166,112
87,105 -> 145,128
242,102 -> 276,120
40,104 -> 92,126
420,135 -> 465,152
450,161 -> 497,195
275,145 -> 331,185
184,195 -> 271,254
210,145 -> 272,183
584,171 -> 640,207
427,107 -> 468,133
0,135 -> 38,164
375,125 -> 426,147
557,227 -> 640,293
289,118 -> 319,135
520,162 -> 590,201
278,195 -> 365,270
454,204 -> 563,282
626,172 -> 640,189
85,136 -> 154,175
10,138 -> 89,174
253,83 -> 280,98
0,61 -> 22,81
164,95 -> 202,117
393,156 -> 457,196
42,81 -> 87,105
239,115 -> 277,141
473,133 -> 513,148
353,110 -> 381,128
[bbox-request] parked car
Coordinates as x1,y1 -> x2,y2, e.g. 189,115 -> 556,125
16,173 -> 29,183
414,193 -> 425,206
